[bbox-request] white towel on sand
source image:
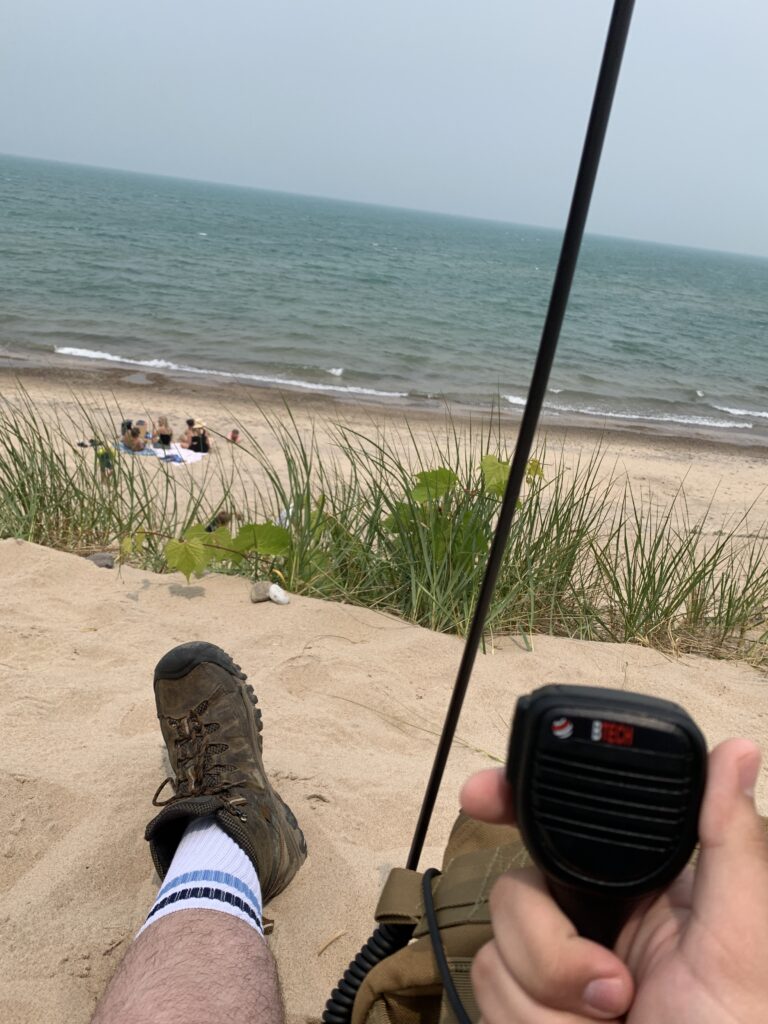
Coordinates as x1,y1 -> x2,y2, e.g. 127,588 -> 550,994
154,444 -> 205,465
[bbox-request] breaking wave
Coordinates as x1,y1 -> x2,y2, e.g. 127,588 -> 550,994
503,393 -> 753,430
54,346 -> 408,399
713,405 -> 768,420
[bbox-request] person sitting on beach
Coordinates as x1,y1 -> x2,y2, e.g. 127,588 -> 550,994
90,640 -> 768,1024
179,418 -> 195,449
226,428 -> 241,444
135,419 -> 153,443
125,426 -> 146,452
153,416 -> 173,447
188,422 -> 210,454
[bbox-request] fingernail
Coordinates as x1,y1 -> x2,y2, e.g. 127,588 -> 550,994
738,750 -> 761,799
583,977 -> 626,1016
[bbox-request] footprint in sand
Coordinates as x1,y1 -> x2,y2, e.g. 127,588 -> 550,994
0,774 -> 77,892
280,654 -> 332,696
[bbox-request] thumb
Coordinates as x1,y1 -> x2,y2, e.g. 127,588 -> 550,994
460,768 -> 516,825
693,738 -> 768,928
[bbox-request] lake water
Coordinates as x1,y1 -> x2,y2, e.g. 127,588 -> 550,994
1,153 -> 767,439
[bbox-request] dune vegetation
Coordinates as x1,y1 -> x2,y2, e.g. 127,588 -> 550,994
1,387 -> 767,668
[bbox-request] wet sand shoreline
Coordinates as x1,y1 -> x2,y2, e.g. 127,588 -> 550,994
1,350 -> 767,536
2,345 -> 767,456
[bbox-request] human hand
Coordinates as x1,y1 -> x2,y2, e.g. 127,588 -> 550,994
461,738 -> 768,1023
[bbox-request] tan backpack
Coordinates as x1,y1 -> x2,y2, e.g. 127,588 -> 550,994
350,813 -> 532,1024
349,811 -> 768,1024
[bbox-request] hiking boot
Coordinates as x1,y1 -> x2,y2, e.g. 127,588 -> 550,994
144,641 -> 307,904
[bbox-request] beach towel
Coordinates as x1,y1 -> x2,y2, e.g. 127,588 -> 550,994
153,443 -> 205,465
116,442 -> 156,456
115,442 -> 204,464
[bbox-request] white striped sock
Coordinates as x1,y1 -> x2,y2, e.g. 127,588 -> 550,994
138,816 -> 264,937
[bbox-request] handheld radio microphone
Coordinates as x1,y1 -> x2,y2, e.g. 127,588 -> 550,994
507,684 -> 707,946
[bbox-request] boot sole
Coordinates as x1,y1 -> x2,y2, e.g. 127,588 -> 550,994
153,641 -> 307,860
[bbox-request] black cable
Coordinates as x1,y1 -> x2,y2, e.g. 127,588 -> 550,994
406,0 -> 636,873
322,922 -> 415,1024
422,869 -> 473,1024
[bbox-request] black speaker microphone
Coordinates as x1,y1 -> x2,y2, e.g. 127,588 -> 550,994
507,684 -> 707,946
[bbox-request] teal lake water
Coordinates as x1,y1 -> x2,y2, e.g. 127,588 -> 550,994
1,154 -> 767,438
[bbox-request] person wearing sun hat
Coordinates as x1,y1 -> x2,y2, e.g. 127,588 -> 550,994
188,421 -> 210,454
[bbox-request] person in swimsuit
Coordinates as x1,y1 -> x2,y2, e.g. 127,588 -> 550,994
179,419 -> 195,449
188,422 -> 210,454
154,416 -> 173,447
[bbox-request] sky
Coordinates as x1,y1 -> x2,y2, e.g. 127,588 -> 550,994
2,0 -> 767,257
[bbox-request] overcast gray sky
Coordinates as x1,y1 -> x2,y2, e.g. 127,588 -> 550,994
2,1 -> 766,256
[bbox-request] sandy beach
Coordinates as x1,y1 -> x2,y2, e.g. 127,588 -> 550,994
1,362 -> 768,1023
3,0 -> 767,1015
2,354 -> 767,529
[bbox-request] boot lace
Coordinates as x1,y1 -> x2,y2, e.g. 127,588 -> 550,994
152,686 -> 248,820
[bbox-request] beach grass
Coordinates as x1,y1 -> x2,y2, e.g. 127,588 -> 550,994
1,388 -> 767,668
0,388 -> 230,567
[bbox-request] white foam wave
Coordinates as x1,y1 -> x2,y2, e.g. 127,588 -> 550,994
713,405 -> 768,420
57,347 -> 179,370
502,393 -> 752,430
696,389 -> 705,398
54,346 -> 408,399
328,367 -> 344,377
549,387 -> 563,394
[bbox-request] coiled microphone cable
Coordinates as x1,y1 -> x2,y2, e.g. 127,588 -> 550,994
322,923 -> 415,1024
322,3 -> 635,1021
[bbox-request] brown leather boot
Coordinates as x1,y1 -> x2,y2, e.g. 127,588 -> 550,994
145,642 -> 307,904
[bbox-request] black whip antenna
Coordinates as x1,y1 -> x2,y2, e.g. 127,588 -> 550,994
407,0 -> 636,871
323,4 -> 635,1019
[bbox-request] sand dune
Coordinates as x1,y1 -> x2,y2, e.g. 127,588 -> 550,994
1,539 -> 767,1023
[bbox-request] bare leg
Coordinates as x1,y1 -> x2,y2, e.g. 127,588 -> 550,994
91,910 -> 283,1024
93,642 -> 307,1024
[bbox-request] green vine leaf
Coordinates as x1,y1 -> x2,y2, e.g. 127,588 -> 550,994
480,455 -> 544,498
526,457 -> 544,484
233,522 -> 291,558
165,536 -> 208,582
183,523 -> 208,541
481,455 -> 509,497
203,526 -> 235,562
408,468 -> 457,503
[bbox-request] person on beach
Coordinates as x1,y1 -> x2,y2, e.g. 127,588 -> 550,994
179,418 -> 195,449
227,428 -> 241,444
188,421 -> 210,453
125,426 -> 146,452
94,441 -> 116,482
90,641 -> 768,1024
153,415 -> 173,447
135,419 -> 153,443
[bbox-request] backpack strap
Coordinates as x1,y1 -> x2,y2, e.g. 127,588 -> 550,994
374,868 -> 423,925
413,841 -> 530,938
